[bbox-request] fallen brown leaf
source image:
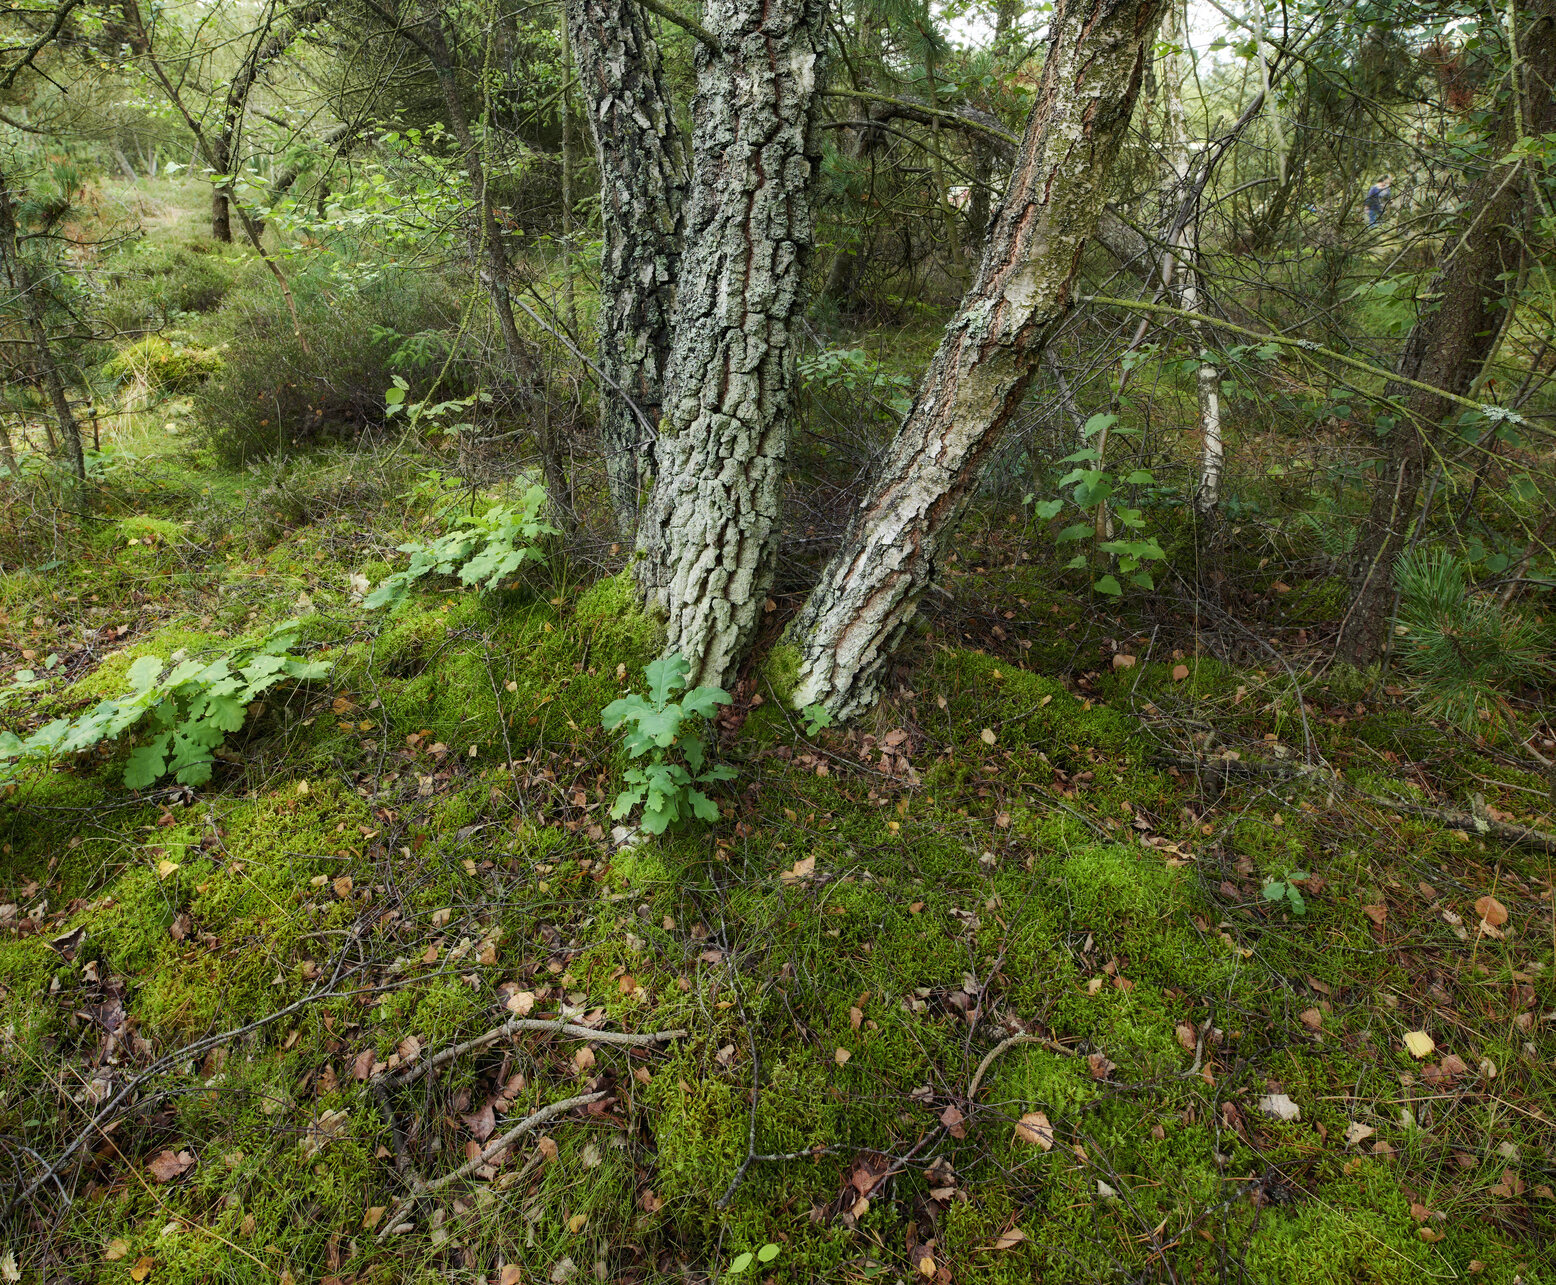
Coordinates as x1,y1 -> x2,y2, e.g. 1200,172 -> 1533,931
146,1150 -> 194,1183
1474,895 -> 1508,927
1014,1111 -> 1054,1150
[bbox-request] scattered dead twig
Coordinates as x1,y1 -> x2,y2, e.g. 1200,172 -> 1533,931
375,1090 -> 606,1240
1188,1005 -> 1216,1077
7,966 -> 369,1216
1154,751 -> 1556,855
380,1017 -> 687,1090
370,1079 -> 421,1184
967,1030 -> 1078,1102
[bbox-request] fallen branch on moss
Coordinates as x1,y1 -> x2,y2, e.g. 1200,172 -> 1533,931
375,1090 -> 608,1240
1156,752 -> 1556,855
368,1016 -> 686,1235
8,964 -> 370,1217
377,1016 -> 688,1091
1368,797 -> 1556,856
967,1030 -> 1078,1102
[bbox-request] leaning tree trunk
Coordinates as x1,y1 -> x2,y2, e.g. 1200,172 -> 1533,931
784,0 -> 1167,721
567,0 -> 688,536
634,0 -> 827,691
210,136 -> 233,242
208,3 -> 324,242
1336,0 -> 1556,664
414,5 -> 573,520
0,167 -> 85,485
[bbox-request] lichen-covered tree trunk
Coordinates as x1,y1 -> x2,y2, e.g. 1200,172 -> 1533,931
567,0 -> 687,535
1337,0 -> 1556,663
634,0 -> 827,691
785,0 -> 1166,721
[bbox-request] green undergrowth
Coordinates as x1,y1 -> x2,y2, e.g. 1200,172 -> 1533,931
3,500 -> 1554,1284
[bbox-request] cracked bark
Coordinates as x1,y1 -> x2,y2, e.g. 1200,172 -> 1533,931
567,0 -> 687,535
1336,0 -> 1556,663
786,0 -> 1167,721
634,0 -> 827,691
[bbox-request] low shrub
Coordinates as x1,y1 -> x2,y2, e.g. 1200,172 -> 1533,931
364,485 -> 558,611
1,621 -> 326,788
192,263 -> 475,466
97,239 -> 234,332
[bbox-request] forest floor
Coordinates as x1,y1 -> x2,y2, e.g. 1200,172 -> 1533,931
2,184 -> 1555,1285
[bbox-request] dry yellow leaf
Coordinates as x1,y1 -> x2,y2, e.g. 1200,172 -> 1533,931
980,728 -> 997,745
1403,1030 -> 1435,1059
156,859 -> 179,879
567,1213 -> 587,1233
834,1047 -> 851,1065
130,1257 -> 154,1283
362,1207 -> 385,1230
332,876 -> 353,899
104,1239 -> 130,1262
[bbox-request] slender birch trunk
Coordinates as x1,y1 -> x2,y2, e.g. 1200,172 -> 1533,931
925,51 -> 967,282
784,0 -> 1167,721
1162,4 -> 1223,514
567,0 -> 688,536
634,0 -> 827,691
559,18 -> 579,337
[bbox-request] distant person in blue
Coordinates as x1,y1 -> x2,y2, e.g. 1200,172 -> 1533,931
1364,174 -> 1393,227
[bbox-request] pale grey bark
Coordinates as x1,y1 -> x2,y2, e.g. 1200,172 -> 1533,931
786,0 -> 1167,721
1161,4 -> 1223,514
567,0 -> 688,534
634,0 -> 827,691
